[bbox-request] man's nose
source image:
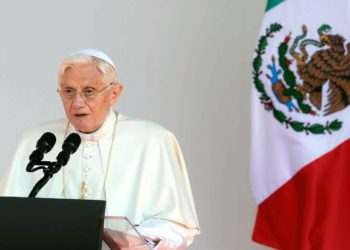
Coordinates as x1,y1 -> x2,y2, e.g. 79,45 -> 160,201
71,92 -> 86,108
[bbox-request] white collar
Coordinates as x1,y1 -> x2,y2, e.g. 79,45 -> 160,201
69,109 -> 117,142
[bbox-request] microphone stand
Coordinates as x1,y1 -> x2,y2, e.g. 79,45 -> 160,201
26,161 -> 62,198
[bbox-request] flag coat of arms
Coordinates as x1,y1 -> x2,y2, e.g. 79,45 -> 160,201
251,0 -> 350,249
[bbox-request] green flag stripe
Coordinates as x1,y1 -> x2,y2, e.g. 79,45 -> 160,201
265,0 -> 285,12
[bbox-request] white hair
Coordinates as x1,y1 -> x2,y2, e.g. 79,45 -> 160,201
58,53 -> 118,85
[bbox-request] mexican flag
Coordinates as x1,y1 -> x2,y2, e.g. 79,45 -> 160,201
251,0 -> 350,249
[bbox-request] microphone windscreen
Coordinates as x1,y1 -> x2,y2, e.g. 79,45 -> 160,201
37,132 -> 56,152
62,133 -> 81,153
29,132 -> 56,164
55,133 -> 81,167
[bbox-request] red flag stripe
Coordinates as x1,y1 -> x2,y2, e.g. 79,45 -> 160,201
253,138 -> 350,250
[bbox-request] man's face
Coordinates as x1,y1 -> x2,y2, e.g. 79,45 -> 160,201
59,63 -> 122,133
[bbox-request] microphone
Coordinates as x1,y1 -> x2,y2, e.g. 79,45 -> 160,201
27,133 -> 80,198
29,132 -> 56,164
55,133 -> 81,167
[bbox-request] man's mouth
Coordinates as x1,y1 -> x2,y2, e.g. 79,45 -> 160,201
74,114 -> 88,117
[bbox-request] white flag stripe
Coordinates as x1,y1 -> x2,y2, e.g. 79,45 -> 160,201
251,0 -> 350,204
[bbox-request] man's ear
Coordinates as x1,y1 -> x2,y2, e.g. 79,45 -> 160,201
109,83 -> 123,106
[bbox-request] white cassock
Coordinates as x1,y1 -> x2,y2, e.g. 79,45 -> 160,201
0,110 -> 200,249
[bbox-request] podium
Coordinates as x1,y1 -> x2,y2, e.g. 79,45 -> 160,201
0,197 -> 152,250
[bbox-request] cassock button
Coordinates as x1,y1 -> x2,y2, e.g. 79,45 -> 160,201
84,154 -> 92,160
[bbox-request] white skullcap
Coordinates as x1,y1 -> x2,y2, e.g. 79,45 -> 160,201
71,48 -> 117,71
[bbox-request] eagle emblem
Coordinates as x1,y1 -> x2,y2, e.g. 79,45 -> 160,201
253,23 -> 345,135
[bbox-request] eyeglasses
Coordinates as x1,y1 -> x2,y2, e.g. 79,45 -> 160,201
57,82 -> 116,101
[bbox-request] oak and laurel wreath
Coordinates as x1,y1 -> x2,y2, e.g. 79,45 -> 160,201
252,23 -> 342,135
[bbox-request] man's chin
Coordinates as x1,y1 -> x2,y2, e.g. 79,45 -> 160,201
71,120 -> 93,134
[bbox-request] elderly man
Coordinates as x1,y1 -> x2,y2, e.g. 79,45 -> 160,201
0,49 -> 199,249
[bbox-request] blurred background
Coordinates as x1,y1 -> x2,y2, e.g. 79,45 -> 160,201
0,1 -> 268,249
